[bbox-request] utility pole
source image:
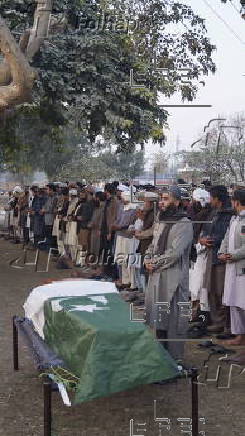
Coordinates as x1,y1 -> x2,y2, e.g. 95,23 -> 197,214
154,166 -> 157,187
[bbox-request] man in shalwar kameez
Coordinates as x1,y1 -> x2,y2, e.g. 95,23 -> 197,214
144,186 -> 193,362
218,190 -> 245,349
113,191 -> 137,287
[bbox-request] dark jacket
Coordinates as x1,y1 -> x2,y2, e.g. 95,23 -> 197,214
75,200 -> 94,232
32,195 -> 46,237
202,205 -> 234,265
59,199 -> 69,233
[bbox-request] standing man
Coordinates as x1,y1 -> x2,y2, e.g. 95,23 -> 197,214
75,189 -> 94,253
135,191 -> 159,291
144,186 -> 193,361
31,186 -> 46,248
40,184 -> 58,251
113,191 -> 137,288
200,186 -> 233,335
102,184 -> 121,278
218,190 -> 245,346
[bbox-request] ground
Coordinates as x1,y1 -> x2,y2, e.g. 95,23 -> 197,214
0,238 -> 245,436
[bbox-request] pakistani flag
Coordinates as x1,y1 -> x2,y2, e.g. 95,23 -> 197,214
42,286 -> 179,404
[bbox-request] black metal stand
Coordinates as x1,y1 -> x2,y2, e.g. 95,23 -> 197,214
44,377 -> 52,436
191,368 -> 199,436
13,316 -> 19,371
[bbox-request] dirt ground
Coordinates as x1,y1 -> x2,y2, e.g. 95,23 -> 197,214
0,238 -> 245,436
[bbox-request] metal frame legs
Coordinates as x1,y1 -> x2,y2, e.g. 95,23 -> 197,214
13,316 -> 19,371
13,316 -> 53,436
13,316 -> 200,436
191,368 -> 199,436
44,377 -> 52,436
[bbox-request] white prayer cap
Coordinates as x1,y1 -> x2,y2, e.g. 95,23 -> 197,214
13,186 -> 23,193
118,184 -> 130,192
69,189 -> 78,196
124,202 -> 137,210
144,191 -> 159,201
192,188 -> 210,207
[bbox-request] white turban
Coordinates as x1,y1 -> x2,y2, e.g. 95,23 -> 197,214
118,184 -> 130,192
13,186 -> 23,194
192,188 -> 210,207
144,191 -> 159,201
69,189 -> 78,196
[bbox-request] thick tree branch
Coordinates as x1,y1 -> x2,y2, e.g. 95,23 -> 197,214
0,0 -> 53,96
26,0 -> 53,60
0,18 -> 37,110
0,61 -> 11,85
0,31 -> 30,86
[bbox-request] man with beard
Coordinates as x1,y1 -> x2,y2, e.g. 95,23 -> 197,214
39,184 -> 58,251
75,189 -> 94,254
218,190 -> 245,348
200,186 -> 233,335
144,186 -> 193,362
135,191 -> 159,291
30,186 -> 46,247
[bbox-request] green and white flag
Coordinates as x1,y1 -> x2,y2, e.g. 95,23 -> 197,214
25,280 -> 179,405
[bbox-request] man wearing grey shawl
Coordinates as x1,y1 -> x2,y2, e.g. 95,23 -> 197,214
144,186 -> 193,361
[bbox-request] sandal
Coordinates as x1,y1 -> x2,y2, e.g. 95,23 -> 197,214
187,324 -> 207,339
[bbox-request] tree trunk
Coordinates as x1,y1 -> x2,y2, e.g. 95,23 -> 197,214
0,0 -> 53,110
0,61 -> 11,85
0,18 -> 36,110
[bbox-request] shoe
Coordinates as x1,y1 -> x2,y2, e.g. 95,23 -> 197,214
187,324 -> 207,339
223,352 -> 245,365
216,333 -> 236,340
153,377 -> 177,385
198,340 -> 214,349
116,283 -> 131,290
207,325 -> 224,334
125,292 -> 138,302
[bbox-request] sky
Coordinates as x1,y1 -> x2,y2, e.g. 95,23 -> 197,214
145,0 -> 245,164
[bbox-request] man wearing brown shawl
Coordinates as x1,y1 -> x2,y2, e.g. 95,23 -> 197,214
144,186 -> 193,361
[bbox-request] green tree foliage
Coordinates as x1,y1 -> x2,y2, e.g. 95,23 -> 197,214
59,149 -> 145,182
0,0 -> 216,173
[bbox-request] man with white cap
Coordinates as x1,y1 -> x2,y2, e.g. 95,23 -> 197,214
134,191 -> 159,291
218,190 -> 245,348
63,188 -> 79,262
9,186 -> 24,243
52,186 -> 70,257
113,191 -> 137,288
188,188 -> 211,331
